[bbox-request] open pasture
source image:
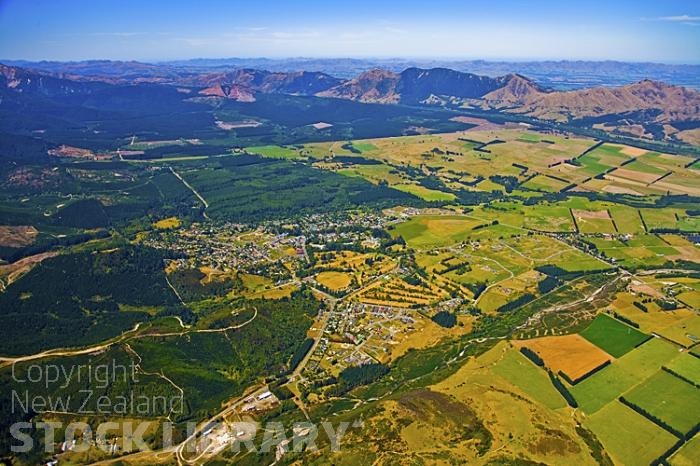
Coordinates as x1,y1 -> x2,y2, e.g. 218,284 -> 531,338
246,144 -> 302,159
576,143 -> 632,177
303,129 -> 597,189
654,171 -> 700,196
608,205 -> 646,233
477,270 -> 542,313
610,292 -> 698,343
585,400 -> 680,466
656,314 -> 700,348
665,353 -> 700,385
588,235 -> 680,269
491,345 -> 567,409
316,271 -> 353,291
521,174 -> 570,192
392,183 -> 457,201
624,370 -> 700,435
391,215 -> 484,248
570,338 -> 680,414
572,208 -> 617,234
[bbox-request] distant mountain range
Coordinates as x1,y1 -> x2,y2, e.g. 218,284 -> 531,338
1,61 -> 699,145
5,58 -> 700,90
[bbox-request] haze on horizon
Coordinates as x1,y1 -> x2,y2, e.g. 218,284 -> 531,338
0,0 -> 699,64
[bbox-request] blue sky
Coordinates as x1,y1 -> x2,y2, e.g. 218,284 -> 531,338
1,0 -> 699,63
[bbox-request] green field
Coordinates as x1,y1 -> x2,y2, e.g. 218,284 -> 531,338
624,370 -> 700,435
393,183 -> 457,201
571,338 -> 680,414
521,174 -> 569,192
491,347 -> 567,409
391,215 -> 482,248
665,354 -> 700,385
608,205 -> 646,234
246,145 -> 302,159
624,159 -> 668,176
577,144 -> 631,176
585,400 -> 680,466
351,142 -> 379,152
580,314 -> 650,358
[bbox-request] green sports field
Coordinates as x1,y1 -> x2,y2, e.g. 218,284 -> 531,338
580,313 -> 650,358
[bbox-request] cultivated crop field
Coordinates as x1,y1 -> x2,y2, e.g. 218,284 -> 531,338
516,335 -> 612,383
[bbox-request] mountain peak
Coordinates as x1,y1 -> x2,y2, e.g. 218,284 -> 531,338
484,74 -> 544,106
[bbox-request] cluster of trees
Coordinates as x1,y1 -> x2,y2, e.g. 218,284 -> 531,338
328,363 -> 389,396
0,229 -> 111,263
189,157 -> 423,223
609,311 -> 641,329
288,338 -> 314,372
538,276 -> 562,294
548,371 -> 578,408
431,311 -> 457,328
340,142 -> 362,154
489,175 -> 520,193
467,281 -> 487,300
0,246 -> 183,355
633,301 -> 648,312
519,346 -> 544,366
169,268 -> 237,302
496,293 -> 535,314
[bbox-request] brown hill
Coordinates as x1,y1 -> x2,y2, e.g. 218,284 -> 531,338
318,67 -> 511,104
190,69 -> 342,100
317,68 -> 401,103
499,79 -> 700,123
483,74 -> 545,105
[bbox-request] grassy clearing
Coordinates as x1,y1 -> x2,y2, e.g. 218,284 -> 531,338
585,400 -> 680,466
391,215 -> 482,248
246,145 -> 301,159
580,314 -> 649,358
316,271 -> 353,291
351,142 -> 379,152
392,183 -> 457,201
521,174 -> 569,192
153,216 -> 181,229
625,370 -> 700,435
